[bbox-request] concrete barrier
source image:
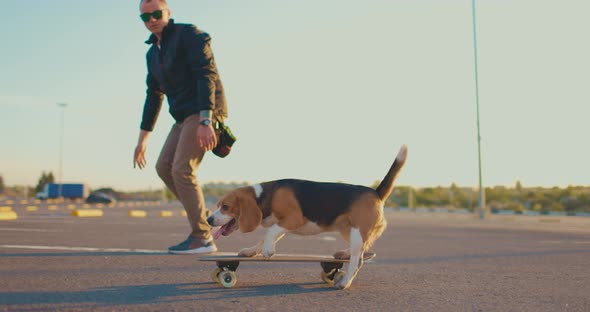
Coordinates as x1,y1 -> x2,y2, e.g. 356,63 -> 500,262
128,210 -> 147,218
0,211 -> 18,220
71,209 -> 103,217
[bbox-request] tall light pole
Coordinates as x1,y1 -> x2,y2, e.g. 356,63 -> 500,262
57,103 -> 68,199
471,0 -> 486,219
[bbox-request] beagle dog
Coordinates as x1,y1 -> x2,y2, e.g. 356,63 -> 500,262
207,145 -> 407,289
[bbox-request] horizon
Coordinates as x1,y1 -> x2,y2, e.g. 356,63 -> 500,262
1,0 -> 589,192
3,178 -> 589,193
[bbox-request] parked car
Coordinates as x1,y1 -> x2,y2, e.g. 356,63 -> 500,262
86,192 -> 116,204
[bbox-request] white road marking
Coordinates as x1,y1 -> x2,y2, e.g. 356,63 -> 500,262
9,219 -> 77,224
0,227 -> 61,232
0,244 -> 166,253
540,240 -> 590,245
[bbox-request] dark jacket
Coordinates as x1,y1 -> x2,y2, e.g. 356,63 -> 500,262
140,19 -> 227,131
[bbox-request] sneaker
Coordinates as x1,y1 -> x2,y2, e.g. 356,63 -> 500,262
168,235 -> 218,254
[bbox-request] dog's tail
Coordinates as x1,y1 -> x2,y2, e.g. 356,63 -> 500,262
375,145 -> 408,201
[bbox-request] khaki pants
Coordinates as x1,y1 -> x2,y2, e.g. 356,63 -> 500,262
156,114 -> 211,240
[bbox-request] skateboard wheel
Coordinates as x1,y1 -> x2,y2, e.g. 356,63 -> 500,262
321,271 -> 335,285
211,268 -> 222,283
218,270 -> 237,288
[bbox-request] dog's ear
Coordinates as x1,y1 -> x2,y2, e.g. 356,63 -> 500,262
238,193 -> 262,233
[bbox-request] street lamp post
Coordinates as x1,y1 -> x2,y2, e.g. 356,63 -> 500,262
57,103 -> 68,199
471,0 -> 486,219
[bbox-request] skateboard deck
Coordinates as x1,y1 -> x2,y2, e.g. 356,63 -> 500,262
199,252 -> 376,288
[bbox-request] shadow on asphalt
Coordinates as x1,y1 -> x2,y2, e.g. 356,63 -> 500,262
3,248 -> 589,308
0,282 -> 336,307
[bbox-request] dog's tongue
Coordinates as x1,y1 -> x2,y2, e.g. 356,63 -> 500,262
213,221 -> 233,240
213,227 -> 222,240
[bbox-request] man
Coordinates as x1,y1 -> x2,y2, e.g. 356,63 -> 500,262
134,0 -> 228,254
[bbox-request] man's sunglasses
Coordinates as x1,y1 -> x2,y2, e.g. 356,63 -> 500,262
140,10 -> 163,22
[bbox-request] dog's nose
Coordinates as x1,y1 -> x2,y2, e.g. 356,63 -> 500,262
207,216 -> 215,226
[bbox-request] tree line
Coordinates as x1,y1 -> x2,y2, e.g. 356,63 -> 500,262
1,173 -> 588,213
383,182 -> 590,214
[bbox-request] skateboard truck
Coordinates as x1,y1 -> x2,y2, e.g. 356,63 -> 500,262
200,252 -> 376,288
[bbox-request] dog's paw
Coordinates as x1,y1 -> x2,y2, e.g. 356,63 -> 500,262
262,247 -> 275,258
238,248 -> 258,257
335,277 -> 352,290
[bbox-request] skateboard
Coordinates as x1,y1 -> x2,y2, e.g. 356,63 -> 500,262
198,252 -> 376,288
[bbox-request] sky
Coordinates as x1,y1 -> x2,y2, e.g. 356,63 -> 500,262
1,0 -> 589,191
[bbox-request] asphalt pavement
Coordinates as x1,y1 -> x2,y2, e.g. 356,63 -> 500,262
1,200 -> 589,311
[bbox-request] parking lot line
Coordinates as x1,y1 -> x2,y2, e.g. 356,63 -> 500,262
0,244 -> 166,253
0,227 -> 61,232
